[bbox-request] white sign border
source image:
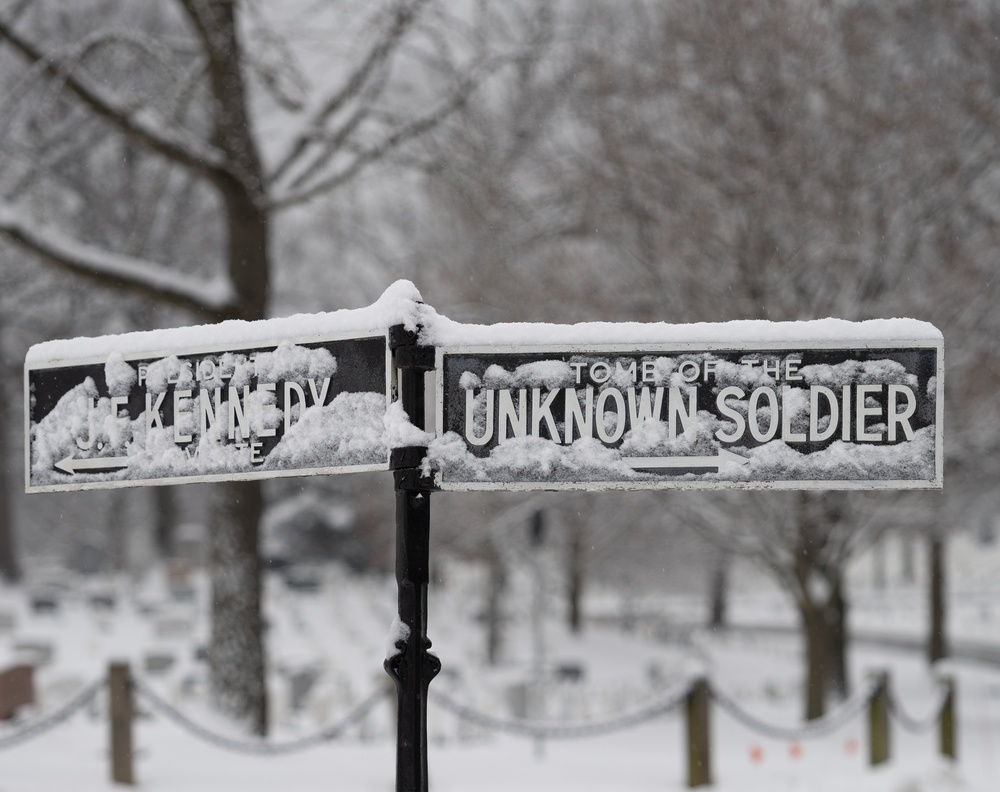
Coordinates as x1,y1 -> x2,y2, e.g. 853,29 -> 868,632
433,339 -> 944,492
25,329 -> 393,494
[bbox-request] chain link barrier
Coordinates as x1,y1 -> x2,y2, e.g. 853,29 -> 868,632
429,682 -> 692,740
132,677 -> 390,755
0,678 -> 104,752
0,671 -> 953,755
887,683 -> 950,734
709,676 -> 880,741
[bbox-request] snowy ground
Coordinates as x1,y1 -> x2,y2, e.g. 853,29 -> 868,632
1,532 -> 998,792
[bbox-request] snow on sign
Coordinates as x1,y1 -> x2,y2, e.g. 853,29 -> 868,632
26,332 -> 390,493
430,332 -> 943,491
24,281 -> 429,493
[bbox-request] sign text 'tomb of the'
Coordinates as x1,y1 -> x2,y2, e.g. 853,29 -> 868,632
430,340 -> 943,491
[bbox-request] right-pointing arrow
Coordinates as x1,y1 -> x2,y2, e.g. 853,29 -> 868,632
624,448 -> 749,472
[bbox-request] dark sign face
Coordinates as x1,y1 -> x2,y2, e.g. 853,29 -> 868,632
26,333 -> 390,492
433,342 -> 943,491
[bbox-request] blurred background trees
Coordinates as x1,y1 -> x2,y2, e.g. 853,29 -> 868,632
0,0 -> 525,734
1,0 -> 997,726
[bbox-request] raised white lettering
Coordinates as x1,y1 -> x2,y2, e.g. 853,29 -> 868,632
715,386 -> 746,443
465,389 -> 494,447
888,384 -> 915,442
199,387 -> 221,437
564,387 -> 594,443
702,358 -> 718,382
781,387 -> 807,443
110,395 -> 128,418
842,385 -> 851,441
173,389 -> 193,443
809,386 -> 838,441
257,383 -> 277,438
748,387 -> 778,442
308,377 -> 330,407
596,388 -> 627,443
642,360 -> 657,383
856,384 -> 882,441
497,388 -> 528,442
285,381 -> 306,433
228,386 -> 250,441
678,361 -> 700,383
615,360 -> 637,384
531,388 -> 559,440
590,362 -> 611,384
146,391 -> 166,433
626,386 -> 664,428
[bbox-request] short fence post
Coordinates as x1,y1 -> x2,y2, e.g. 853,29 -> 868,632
108,662 -> 135,785
686,677 -> 711,788
868,670 -> 890,767
0,664 -> 35,720
938,675 -> 956,760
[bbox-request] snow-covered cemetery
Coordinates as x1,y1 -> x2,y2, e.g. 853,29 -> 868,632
1,2 -> 999,792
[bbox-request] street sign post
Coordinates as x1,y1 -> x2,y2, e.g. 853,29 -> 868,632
26,331 -> 390,492
432,341 -> 943,491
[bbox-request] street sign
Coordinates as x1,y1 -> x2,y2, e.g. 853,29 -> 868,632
432,340 -> 943,491
26,331 -> 390,492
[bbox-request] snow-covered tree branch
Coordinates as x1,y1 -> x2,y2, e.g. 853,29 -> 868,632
0,201 -> 235,318
0,15 -> 233,184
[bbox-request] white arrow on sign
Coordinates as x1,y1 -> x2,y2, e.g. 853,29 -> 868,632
624,448 -> 750,472
54,455 -> 130,475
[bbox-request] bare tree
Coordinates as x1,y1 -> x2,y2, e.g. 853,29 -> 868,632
0,0 -> 507,733
402,0 -> 1000,720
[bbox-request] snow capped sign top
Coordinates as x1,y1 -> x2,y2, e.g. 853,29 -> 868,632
420,313 -> 942,347
24,282 -> 426,493
426,315 -> 943,491
26,279 -> 424,366
25,282 -> 943,494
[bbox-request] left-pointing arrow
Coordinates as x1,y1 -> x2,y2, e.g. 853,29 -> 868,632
54,455 -> 130,475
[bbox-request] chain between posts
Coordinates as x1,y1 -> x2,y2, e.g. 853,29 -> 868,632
0,678 -> 104,751
430,683 -> 692,739
708,676 -> 882,741
886,681 -> 953,734
132,678 -> 391,754
0,670 -> 960,758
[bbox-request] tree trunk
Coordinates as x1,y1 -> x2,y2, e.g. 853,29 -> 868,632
154,486 -> 177,559
708,549 -> 729,630
0,380 -> 20,582
928,531 -> 947,664
795,492 -> 837,720
566,522 -> 584,633
485,547 -> 505,666
872,536 -> 886,590
826,575 -> 850,700
195,0 -> 271,736
107,490 -> 128,573
208,479 -> 267,735
801,598 -> 828,721
901,531 -> 916,584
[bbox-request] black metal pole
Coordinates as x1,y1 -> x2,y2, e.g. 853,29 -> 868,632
385,325 -> 440,792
